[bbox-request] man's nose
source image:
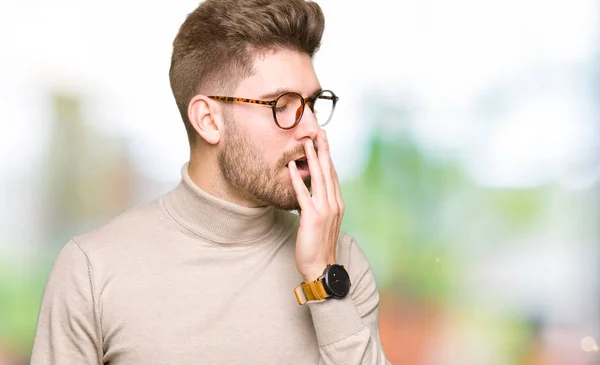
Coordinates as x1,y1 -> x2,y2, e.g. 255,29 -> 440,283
293,106 -> 321,141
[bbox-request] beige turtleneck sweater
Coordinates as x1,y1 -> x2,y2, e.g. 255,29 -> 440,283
31,164 -> 390,364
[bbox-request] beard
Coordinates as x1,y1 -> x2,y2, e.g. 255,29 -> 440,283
218,117 -> 311,211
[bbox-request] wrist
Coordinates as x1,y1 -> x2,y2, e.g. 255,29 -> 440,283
299,261 -> 335,283
294,263 -> 352,305
301,271 -> 323,283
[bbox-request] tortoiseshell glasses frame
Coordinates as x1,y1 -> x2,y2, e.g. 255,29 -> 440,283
208,89 -> 339,130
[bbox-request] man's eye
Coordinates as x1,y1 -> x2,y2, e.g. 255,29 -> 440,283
276,104 -> 288,112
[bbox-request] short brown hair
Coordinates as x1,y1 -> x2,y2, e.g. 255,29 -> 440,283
169,0 -> 325,146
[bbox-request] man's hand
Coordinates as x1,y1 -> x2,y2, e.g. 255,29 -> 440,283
289,130 -> 344,283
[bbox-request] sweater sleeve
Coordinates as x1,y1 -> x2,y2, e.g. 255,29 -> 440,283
307,236 -> 391,365
30,240 -> 103,365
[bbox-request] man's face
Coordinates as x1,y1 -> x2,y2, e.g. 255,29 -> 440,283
218,49 -> 323,210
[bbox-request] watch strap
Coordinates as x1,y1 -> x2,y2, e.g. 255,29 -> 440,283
294,279 -> 329,305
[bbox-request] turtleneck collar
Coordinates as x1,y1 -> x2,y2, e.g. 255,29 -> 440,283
162,163 -> 278,244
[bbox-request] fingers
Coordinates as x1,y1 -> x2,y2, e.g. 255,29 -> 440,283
303,138 -> 326,200
288,160 -> 313,210
316,130 -> 338,208
299,131 -> 344,216
332,164 -> 344,217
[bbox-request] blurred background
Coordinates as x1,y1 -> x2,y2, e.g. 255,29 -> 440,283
1,0 -> 599,364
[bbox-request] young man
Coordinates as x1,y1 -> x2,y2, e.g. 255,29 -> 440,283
31,0 -> 390,364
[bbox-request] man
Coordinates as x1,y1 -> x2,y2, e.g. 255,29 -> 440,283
31,0 -> 390,364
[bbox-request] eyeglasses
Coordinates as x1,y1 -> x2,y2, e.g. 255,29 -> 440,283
208,90 -> 339,130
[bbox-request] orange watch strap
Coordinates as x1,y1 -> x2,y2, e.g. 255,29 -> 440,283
294,279 -> 329,305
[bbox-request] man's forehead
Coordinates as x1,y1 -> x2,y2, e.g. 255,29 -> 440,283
237,49 -> 321,98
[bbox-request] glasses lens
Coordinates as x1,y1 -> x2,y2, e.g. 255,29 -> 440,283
313,91 -> 336,126
275,93 -> 304,129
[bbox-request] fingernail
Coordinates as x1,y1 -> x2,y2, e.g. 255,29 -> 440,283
289,160 -> 296,169
322,130 -> 327,141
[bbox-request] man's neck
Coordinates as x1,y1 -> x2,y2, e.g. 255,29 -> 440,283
162,162 -> 277,244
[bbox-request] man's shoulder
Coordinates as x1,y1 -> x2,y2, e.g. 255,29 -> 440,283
71,196 -> 169,254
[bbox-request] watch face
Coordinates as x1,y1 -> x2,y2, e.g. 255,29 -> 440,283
325,264 -> 351,297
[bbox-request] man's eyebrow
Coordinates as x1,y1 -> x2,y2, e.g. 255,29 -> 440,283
259,88 -> 323,100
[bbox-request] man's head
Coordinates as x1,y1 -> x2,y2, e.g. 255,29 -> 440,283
169,0 -> 331,210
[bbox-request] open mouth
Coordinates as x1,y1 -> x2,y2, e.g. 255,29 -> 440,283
286,156 -> 308,170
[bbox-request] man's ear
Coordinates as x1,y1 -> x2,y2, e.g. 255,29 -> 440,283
188,95 -> 222,145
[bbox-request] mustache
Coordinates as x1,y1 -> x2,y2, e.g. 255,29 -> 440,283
279,140 -> 318,166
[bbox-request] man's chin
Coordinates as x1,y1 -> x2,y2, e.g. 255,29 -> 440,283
264,185 -> 302,211
269,193 -> 301,211
250,174 -> 310,211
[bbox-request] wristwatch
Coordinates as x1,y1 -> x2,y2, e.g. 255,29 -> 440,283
294,264 -> 351,305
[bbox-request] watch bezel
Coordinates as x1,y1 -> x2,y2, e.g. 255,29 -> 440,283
322,264 -> 351,297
